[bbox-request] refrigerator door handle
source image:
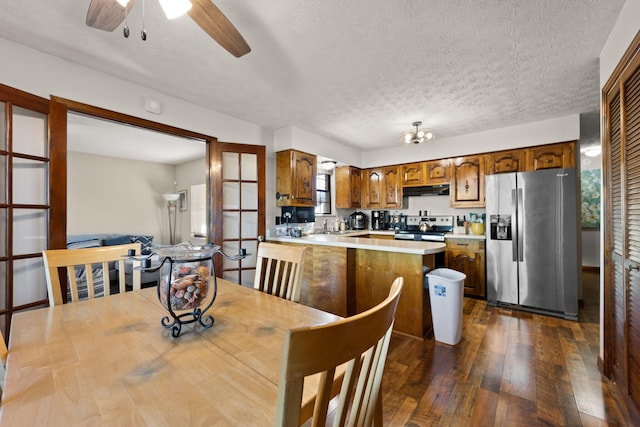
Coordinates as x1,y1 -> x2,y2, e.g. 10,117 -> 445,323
517,188 -> 524,262
511,189 -> 518,262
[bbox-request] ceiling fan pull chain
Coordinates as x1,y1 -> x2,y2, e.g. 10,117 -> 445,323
140,0 -> 147,40
123,3 -> 130,38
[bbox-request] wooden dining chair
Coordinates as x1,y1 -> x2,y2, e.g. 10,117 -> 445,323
42,243 -> 142,306
275,277 -> 404,427
254,242 -> 306,302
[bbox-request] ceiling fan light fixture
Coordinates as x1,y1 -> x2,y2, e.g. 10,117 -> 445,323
401,121 -> 435,145
159,0 -> 192,19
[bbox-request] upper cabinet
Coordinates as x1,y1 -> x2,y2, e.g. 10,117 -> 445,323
526,142 -> 575,170
362,166 -> 402,208
335,166 -> 361,209
362,168 -> 382,208
450,155 -> 485,208
486,149 -> 525,175
425,159 -> 451,185
402,159 -> 450,186
401,162 -> 426,186
382,166 -> 402,208
276,149 -> 317,207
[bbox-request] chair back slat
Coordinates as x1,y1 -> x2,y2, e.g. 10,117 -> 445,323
275,277 -> 403,426
254,243 -> 306,303
43,243 -> 142,306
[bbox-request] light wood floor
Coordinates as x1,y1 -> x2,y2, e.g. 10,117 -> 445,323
381,271 -> 634,426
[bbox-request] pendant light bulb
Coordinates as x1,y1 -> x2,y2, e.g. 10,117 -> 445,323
116,0 -> 129,6
159,0 -> 192,19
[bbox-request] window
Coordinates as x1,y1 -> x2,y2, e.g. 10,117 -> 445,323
315,173 -> 331,215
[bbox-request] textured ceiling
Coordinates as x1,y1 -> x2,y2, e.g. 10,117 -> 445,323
0,0 -> 625,152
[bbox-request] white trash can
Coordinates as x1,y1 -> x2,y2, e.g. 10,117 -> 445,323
425,268 -> 466,345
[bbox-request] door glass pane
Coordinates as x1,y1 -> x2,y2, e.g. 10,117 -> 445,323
13,158 -> 47,205
241,182 -> 258,210
222,241 -> 239,269
223,182 -> 240,210
0,103 -> 5,151
241,241 -> 258,268
12,107 -> 47,157
241,154 -> 257,181
222,270 -> 239,284
241,212 -> 258,238
222,212 -> 239,239
13,208 -> 47,255
0,158 -> 5,203
0,261 -> 6,309
0,208 -> 6,257
222,152 -> 239,180
13,258 -> 47,306
240,270 -> 254,288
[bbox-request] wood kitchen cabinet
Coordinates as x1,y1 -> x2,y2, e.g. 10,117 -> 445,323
382,166 -> 402,208
276,149 -> 317,207
363,166 -> 402,208
526,142 -> 575,170
335,166 -> 361,208
401,162 -> 426,186
445,238 -> 485,298
450,155 -> 485,208
425,159 -> 451,185
486,149 -> 525,175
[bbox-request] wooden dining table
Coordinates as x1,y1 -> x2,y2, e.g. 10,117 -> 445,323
0,279 -> 342,426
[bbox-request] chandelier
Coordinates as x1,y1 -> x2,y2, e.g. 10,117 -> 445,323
401,121 -> 435,144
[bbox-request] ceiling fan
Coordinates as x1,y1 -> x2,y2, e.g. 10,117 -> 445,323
85,0 -> 251,57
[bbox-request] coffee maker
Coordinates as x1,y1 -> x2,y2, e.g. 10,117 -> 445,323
371,210 -> 390,230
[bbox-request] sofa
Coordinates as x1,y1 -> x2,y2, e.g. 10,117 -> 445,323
66,234 -> 160,298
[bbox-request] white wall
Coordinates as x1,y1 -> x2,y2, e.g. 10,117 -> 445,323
68,152 -> 176,242
598,0 -> 640,362
175,157 -> 207,243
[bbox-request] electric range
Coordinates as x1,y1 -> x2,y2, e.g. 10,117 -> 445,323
393,215 -> 454,242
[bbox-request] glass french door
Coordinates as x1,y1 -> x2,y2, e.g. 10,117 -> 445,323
210,142 -> 265,287
0,84 -> 51,338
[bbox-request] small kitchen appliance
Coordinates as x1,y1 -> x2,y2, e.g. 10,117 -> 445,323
349,211 -> 368,230
371,210 -> 390,230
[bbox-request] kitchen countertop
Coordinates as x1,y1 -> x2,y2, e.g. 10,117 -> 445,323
267,231 -> 445,255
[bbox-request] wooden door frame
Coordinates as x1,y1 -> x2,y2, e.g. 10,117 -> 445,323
48,97 -> 218,252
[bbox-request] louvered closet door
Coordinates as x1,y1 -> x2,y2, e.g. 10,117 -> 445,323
623,57 -> 640,414
607,88 -> 627,393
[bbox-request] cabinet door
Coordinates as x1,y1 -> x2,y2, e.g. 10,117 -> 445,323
450,155 -> 485,207
446,249 -> 485,298
291,151 -> 316,206
425,159 -> 451,185
350,168 -> 362,208
363,168 -> 382,208
401,162 -> 426,186
335,166 -> 361,208
382,166 -> 402,208
486,150 -> 524,175
526,142 -> 575,170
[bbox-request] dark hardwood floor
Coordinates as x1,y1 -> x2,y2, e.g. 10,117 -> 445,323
382,270 -> 634,426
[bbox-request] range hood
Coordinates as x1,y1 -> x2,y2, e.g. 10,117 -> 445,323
402,184 -> 450,197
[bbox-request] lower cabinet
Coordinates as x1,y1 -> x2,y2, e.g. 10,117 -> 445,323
445,238 -> 486,298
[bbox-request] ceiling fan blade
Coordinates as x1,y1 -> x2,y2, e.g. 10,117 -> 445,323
86,0 -> 137,32
188,0 -> 251,57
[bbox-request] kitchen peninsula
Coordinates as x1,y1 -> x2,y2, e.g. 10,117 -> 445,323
267,231 -> 444,339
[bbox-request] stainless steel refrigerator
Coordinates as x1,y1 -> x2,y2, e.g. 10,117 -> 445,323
485,168 -> 579,320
